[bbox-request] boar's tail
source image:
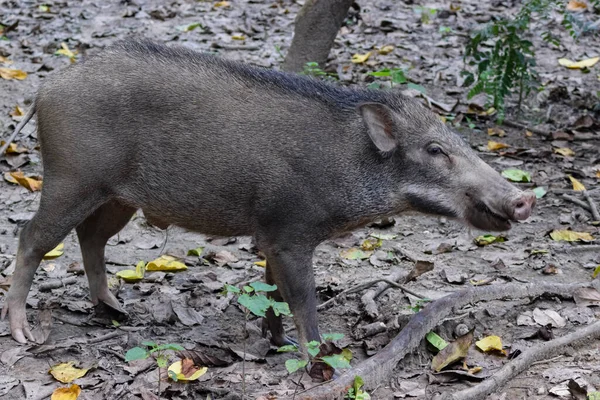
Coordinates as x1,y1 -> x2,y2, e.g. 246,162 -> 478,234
0,102 -> 36,158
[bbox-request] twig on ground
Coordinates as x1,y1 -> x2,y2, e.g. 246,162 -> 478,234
436,320 -> 600,400
297,282 -> 592,400
85,330 -> 126,345
561,194 -> 592,211
553,245 -> 600,253
211,42 -> 261,51
38,276 -> 78,291
100,347 -> 126,361
317,276 -> 424,312
584,191 -> 600,222
501,119 -> 550,137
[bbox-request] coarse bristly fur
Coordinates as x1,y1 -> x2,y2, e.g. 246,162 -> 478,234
3,39 -> 534,348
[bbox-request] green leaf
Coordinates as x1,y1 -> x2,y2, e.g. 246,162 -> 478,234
187,247 -> 204,256
501,168 -> 531,182
156,356 -> 168,368
306,341 -> 321,358
474,234 -> 506,246
249,281 -> 278,293
367,69 -> 391,77
593,265 -> 600,279
141,341 -> 156,348
426,331 -> 449,351
125,347 -> 149,362
285,359 -> 308,374
277,345 -> 299,353
222,284 -> 240,295
154,343 -> 185,352
243,285 -> 254,293
588,392 -> 600,400
321,353 -> 351,369
322,333 -> 344,342
406,83 -> 426,93
271,300 -> 292,317
532,187 -> 546,198
177,22 -> 204,32
238,293 -> 271,317
391,69 -> 407,84
369,233 -> 397,240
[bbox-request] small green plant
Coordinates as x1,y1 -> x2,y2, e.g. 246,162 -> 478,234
301,62 -> 338,80
407,298 -> 432,313
367,68 -> 426,93
463,0 -> 600,121
223,282 -> 292,398
125,341 -> 185,394
414,6 -> 437,24
279,333 -> 352,375
345,375 -> 371,399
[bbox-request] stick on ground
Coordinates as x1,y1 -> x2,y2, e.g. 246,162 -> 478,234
435,320 -> 600,400
298,282 -> 593,400
583,190 -> 600,222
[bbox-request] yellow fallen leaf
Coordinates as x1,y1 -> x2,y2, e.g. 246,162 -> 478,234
49,362 -> 90,383
147,255 -> 187,271
431,331 -> 473,372
55,42 -> 78,63
566,0 -> 587,11
51,384 -> 81,400
44,243 -> 64,259
10,105 -> 24,117
377,45 -> 394,55
254,260 -> 267,267
361,237 -> 382,251
568,175 -> 586,191
475,335 -> 507,355
596,170 -> 600,178
0,55 -> 12,64
116,261 -> 146,282
214,1 -> 230,7
487,141 -> 509,151
0,141 -> 27,154
558,57 -> 599,70
168,359 -> 208,381
351,52 -> 371,64
0,67 -> 27,80
550,230 -> 594,242
7,171 -> 42,191
231,35 -> 245,41
554,147 -> 575,157
487,127 -> 505,137
525,130 -> 533,137
467,366 -> 482,374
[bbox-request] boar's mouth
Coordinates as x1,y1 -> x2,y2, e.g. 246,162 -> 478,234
466,198 -> 512,231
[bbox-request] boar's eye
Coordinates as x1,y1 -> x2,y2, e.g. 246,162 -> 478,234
427,143 -> 445,156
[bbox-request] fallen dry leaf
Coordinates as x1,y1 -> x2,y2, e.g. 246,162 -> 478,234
550,229 -> 594,242
0,141 -> 27,154
116,261 -> 146,282
361,237 -> 382,251
55,42 -> 78,63
44,243 -> 64,259
532,308 -> 566,328
231,35 -> 245,41
475,335 -> 507,356
5,171 -> 42,191
0,55 -> 13,64
49,362 -> 90,383
566,0 -> 587,10
377,45 -> 394,55
340,248 -> 372,260
573,287 -> 600,307
146,255 -> 187,271
487,127 -> 506,137
51,384 -> 81,400
0,67 -> 27,80
351,52 -> 371,64
488,141 -> 509,151
10,105 -> 23,117
404,260 -> 434,283
253,260 -> 267,267
558,57 -> 599,70
168,358 -> 208,381
568,175 -> 586,191
214,1 -> 230,7
431,330 -> 473,372
554,147 -> 575,157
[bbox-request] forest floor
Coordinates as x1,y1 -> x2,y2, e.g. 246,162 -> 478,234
0,0 -> 599,399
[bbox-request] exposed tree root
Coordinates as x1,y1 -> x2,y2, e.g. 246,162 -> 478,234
435,319 -> 600,400
298,282 -> 594,400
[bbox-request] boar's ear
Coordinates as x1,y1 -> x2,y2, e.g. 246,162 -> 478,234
357,103 -> 397,152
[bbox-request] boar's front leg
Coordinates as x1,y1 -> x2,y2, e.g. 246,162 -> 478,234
259,238 -> 320,353
263,261 -> 299,347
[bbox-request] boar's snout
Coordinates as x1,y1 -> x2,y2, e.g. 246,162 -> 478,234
507,191 -> 536,221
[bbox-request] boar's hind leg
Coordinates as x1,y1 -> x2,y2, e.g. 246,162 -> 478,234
260,242 -> 320,353
263,261 -> 298,347
2,185 -> 107,343
75,200 -> 136,315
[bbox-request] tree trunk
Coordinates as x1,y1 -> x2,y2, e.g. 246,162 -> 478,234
282,0 -> 354,73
